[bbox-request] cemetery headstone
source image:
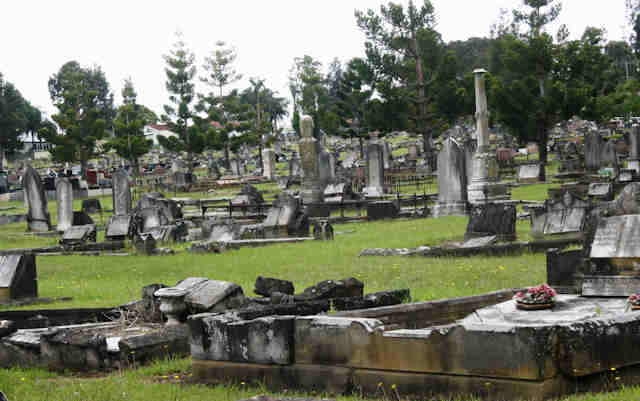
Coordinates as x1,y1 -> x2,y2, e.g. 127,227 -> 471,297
55,178 -> 73,232
60,225 -> 97,246
0,254 -> 37,301
629,125 -> 640,173
262,148 -> 276,180
23,166 -> 52,232
363,131 -> 385,198
299,116 -> 327,217
584,131 -> 603,172
81,199 -> 102,214
433,137 -> 468,217
105,214 -> 133,241
465,203 -> 516,241
262,192 -> 309,238
112,170 -> 131,216
517,163 -> 541,184
530,191 -> 588,240
367,201 -> 399,220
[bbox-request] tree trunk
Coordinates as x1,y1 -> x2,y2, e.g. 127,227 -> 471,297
538,127 -> 548,182
257,142 -> 264,174
80,159 -> 88,180
0,145 -> 4,172
224,145 -> 230,169
359,137 -> 364,159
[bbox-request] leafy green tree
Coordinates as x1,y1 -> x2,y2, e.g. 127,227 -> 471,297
0,73 -> 35,168
201,41 -> 242,98
40,61 -> 115,178
288,55 -> 340,138
104,79 -> 153,175
159,32 -> 205,171
355,0 -> 458,165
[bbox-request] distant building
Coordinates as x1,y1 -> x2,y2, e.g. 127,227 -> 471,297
144,124 -> 178,146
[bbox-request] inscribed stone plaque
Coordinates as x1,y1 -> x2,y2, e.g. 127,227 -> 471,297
590,215 -> 640,259
543,208 -> 585,235
582,276 -> 640,296
588,183 -> 612,197
518,164 -> 540,182
460,235 -> 497,248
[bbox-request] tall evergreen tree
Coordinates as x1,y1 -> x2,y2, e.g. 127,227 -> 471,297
159,32 -> 205,171
40,61 -> 115,178
104,79 -> 153,175
0,73 -> 34,169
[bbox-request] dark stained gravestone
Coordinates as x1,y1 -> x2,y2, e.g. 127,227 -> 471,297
23,167 -> 51,232
433,137 -> 468,217
72,211 -> 94,226
584,131 -> 603,172
262,193 -> 309,238
465,203 -> 516,241
0,254 -> 37,302
366,201 -> 399,220
81,199 -> 102,214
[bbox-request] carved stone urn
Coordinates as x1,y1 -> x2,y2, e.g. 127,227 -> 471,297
154,287 -> 187,325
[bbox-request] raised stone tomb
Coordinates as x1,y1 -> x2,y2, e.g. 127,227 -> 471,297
190,289 -> 640,400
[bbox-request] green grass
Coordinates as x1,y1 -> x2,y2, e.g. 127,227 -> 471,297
2,181 -> 640,400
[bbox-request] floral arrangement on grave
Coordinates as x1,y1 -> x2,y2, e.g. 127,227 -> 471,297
626,294 -> 640,311
513,284 -> 557,310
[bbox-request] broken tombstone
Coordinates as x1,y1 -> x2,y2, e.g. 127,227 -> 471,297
254,277 -> 294,297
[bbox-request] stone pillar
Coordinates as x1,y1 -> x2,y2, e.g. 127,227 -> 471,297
262,148 -> 276,180
112,170 -> 131,216
23,166 -> 52,231
407,142 -> 419,160
629,125 -> 640,173
467,68 -> 509,204
299,115 -> 324,212
56,178 -> 73,232
433,137 -> 468,217
363,131 -> 385,198
584,131 -> 603,172
382,141 -> 393,169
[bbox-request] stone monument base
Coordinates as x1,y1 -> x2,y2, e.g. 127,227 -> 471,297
467,181 -> 510,204
432,201 -> 468,218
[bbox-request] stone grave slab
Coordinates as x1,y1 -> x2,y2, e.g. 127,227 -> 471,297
0,254 -> 37,301
184,280 -> 245,313
582,276 -> 640,297
105,215 -> 133,240
367,201 -> 398,220
590,215 -> 640,260
459,235 -> 497,249
60,225 -> 97,246
465,203 -> 516,241
518,164 -> 540,183
588,182 -> 612,199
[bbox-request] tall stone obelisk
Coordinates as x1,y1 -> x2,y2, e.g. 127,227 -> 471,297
299,115 -> 325,216
467,68 -> 508,203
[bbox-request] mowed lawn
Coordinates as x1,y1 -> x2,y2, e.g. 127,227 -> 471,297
3,182 -> 640,400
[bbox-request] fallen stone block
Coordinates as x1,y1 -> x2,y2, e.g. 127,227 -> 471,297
254,276 -> 294,297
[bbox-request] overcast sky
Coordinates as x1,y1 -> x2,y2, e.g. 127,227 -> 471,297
0,0 -> 628,123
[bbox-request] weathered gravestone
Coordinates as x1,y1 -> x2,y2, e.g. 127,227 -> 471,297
105,215 -> 133,241
367,201 -> 399,220
323,182 -> 354,203
407,142 -> 419,160
0,254 -> 37,302
459,235 -> 497,249
55,178 -> 73,232
629,125 -> 640,173
465,203 -> 516,241
112,170 -> 131,216
288,155 -> 303,177
299,116 -> 327,217
433,137 -> 468,217
23,167 -> 52,232
382,141 -> 393,169
584,215 -> 640,296
262,193 -> 309,238
517,163 -> 541,184
530,191 -> 588,240
81,199 -> 102,214
60,225 -> 97,246
231,185 -> 265,213
363,132 -> 385,198
262,148 -> 276,180
229,158 -> 242,176
588,182 -> 613,201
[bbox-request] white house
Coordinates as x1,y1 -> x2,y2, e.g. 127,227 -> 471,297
144,124 -> 178,146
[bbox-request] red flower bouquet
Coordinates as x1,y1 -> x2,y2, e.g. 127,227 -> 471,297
513,284 -> 557,310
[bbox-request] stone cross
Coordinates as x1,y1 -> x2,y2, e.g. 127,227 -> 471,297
112,170 -> 131,216
55,177 -> 73,232
23,166 -> 52,232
